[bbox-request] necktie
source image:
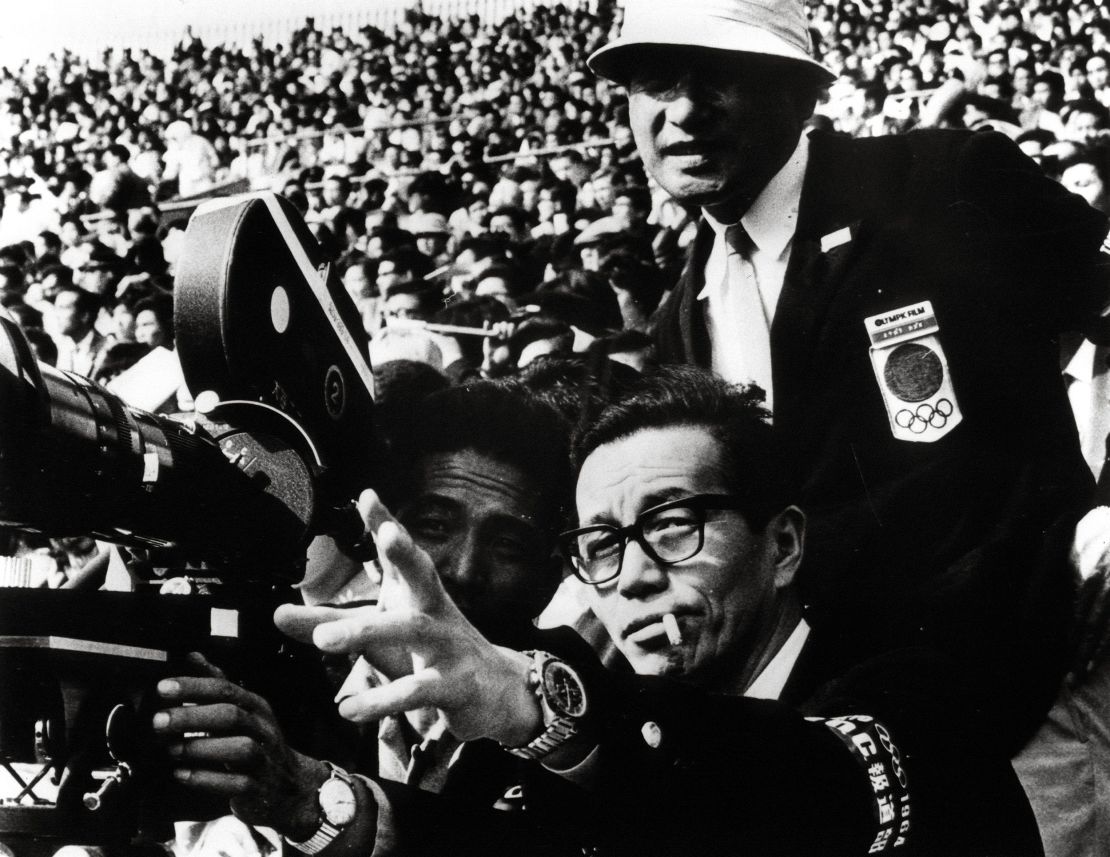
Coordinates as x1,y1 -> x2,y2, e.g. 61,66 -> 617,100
724,224 -> 775,406
1065,341 -> 1110,479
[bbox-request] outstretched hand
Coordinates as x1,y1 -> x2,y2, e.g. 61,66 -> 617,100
275,490 -> 540,747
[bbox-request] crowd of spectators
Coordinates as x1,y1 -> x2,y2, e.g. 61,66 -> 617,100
0,0 -> 1108,378
3,0 -> 1110,552
2,2 -> 1110,854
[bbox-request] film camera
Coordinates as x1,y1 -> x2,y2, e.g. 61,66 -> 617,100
0,193 -> 378,855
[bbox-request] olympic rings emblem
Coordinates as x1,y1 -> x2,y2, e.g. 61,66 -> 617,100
894,398 -> 953,434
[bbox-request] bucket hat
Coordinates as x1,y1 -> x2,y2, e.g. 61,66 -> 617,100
588,0 -> 834,84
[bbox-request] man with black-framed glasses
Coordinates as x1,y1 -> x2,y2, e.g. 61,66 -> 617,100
277,365 -> 1043,856
565,428 -> 807,696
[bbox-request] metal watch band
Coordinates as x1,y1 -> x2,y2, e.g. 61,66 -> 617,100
286,821 -> 342,855
506,714 -> 578,760
284,762 -> 354,855
504,651 -> 583,761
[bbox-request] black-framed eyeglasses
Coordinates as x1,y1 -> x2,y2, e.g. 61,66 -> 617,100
559,494 -> 747,586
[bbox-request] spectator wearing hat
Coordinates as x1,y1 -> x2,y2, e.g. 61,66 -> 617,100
408,212 -> 452,268
573,215 -> 624,273
162,120 -> 220,198
75,242 -> 123,300
587,0 -> 1110,769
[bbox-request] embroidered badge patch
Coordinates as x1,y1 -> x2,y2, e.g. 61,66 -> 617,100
864,301 -> 962,443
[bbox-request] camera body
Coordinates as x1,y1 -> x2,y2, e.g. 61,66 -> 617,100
0,193 -> 377,851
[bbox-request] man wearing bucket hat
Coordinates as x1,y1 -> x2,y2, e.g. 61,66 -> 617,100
588,0 -> 1110,759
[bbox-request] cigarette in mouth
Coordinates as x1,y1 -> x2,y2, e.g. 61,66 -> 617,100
662,613 -> 682,646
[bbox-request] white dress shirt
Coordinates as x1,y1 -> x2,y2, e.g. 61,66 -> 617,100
744,618 -> 811,701
698,131 -> 811,412
1063,338 -> 1110,479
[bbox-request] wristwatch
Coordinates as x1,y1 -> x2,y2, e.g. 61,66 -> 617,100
285,762 -> 358,855
505,650 -> 590,761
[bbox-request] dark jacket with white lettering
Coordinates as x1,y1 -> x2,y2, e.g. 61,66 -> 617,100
652,127 -> 1106,753
373,627 -> 1042,857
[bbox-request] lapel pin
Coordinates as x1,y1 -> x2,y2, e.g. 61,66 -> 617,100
820,227 -> 852,253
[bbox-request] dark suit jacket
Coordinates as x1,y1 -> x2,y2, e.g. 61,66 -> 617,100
653,128 -> 1106,752
373,627 -> 1042,857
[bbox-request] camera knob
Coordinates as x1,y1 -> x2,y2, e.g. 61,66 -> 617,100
82,762 -> 130,811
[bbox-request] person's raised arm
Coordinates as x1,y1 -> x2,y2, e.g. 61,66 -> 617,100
275,489 -> 543,747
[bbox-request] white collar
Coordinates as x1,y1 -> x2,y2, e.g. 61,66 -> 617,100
1064,338 -> 1101,384
744,618 -> 811,701
702,130 -> 810,258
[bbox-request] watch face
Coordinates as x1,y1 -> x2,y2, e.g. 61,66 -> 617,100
542,660 -> 588,718
319,776 -> 357,826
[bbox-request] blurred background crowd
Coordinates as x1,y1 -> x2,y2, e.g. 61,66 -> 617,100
4,0 -> 1110,572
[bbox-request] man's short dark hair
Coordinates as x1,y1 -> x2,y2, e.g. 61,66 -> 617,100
39,263 -> 74,288
370,228 -> 418,256
0,265 -> 24,292
489,206 -> 529,233
385,280 -> 441,316
393,381 -> 573,539
342,256 -> 377,287
1089,50 -> 1110,69
1016,128 -> 1057,150
57,285 -> 102,318
614,184 -> 652,214
105,143 -> 131,163
539,179 -> 577,214
383,245 -> 434,278
134,292 -> 174,340
1064,98 -> 1110,128
37,230 -> 61,253
324,174 -> 351,194
333,207 -> 367,239
456,234 -> 510,263
573,366 -> 796,529
963,92 -> 1018,125
981,75 -> 1015,102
